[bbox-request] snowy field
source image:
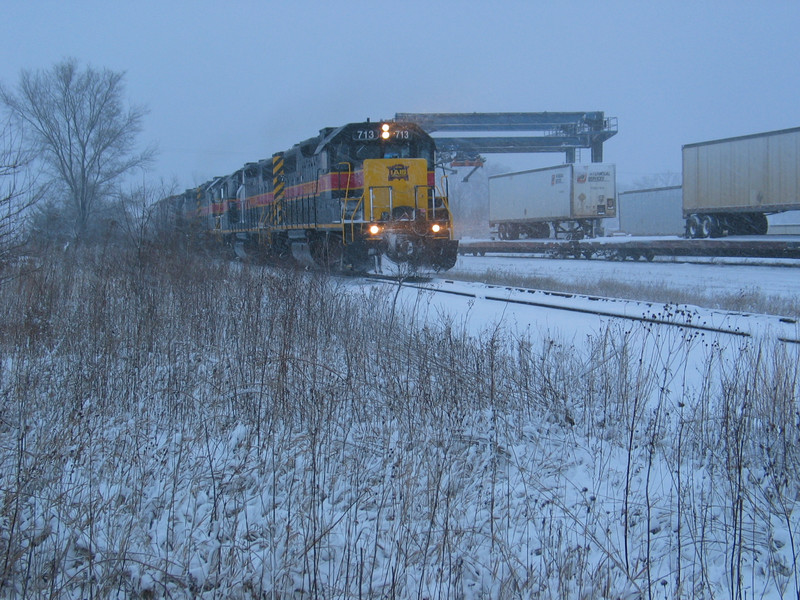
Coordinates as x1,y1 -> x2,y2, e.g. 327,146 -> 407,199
447,254 -> 800,308
372,275 -> 800,347
1,251 -> 799,599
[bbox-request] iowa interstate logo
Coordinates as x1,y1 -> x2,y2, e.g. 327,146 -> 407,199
387,164 -> 409,181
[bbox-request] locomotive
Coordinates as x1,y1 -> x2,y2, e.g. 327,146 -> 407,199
163,120 -> 458,271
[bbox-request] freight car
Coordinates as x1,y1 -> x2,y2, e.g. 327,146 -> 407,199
683,127 -> 800,238
162,120 -> 458,271
489,163 -> 616,240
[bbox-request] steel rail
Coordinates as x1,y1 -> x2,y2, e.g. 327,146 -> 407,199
363,274 -> 800,345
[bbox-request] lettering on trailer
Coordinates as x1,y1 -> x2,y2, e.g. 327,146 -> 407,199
588,170 -> 612,182
551,173 -> 565,185
387,164 -> 410,181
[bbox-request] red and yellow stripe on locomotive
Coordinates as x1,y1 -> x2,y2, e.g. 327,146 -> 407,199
164,120 -> 458,271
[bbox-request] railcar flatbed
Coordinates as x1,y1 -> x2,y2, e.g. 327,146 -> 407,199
458,236 -> 800,260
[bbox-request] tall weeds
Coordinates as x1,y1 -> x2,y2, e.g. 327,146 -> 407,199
0,245 -> 797,598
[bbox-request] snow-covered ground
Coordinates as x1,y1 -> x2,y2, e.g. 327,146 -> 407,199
345,263 -> 800,599
447,254 -> 800,305
2,255 -> 799,599
385,276 -> 800,343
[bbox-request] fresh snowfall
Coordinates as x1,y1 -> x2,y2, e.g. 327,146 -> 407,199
1,248 -> 799,599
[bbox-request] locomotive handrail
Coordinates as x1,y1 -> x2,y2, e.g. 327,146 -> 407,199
337,162 -> 354,245
348,195 -> 365,241
438,194 -> 452,220
369,186 -> 394,221
437,176 -> 453,221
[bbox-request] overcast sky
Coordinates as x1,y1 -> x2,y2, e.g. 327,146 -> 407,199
2,0 -> 799,189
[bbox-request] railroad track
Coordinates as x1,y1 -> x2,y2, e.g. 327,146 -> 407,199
365,274 -> 800,345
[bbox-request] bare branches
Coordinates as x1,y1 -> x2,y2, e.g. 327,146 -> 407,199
114,176 -> 177,259
1,58 -> 155,239
630,171 -> 681,191
0,118 -> 37,280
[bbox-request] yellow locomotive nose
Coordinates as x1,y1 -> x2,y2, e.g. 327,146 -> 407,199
362,158 -> 428,221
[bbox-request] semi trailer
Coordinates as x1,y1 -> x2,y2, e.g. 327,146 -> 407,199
683,127 -> 800,238
489,163 -> 616,239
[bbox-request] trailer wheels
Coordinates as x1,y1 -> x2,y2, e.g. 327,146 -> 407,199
686,215 -> 702,238
498,224 -> 519,240
701,215 -> 721,238
529,223 -> 551,239
688,212 -> 769,238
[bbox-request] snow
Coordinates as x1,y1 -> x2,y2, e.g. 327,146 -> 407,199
1,256 -> 799,598
448,253 -> 800,303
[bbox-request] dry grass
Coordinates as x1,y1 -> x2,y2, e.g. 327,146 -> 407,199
0,244 -> 797,598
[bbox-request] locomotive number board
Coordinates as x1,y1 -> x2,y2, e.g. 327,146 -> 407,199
352,127 -> 412,141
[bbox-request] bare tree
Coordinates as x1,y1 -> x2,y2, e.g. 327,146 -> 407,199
115,176 -> 177,259
0,58 -> 155,239
631,171 -> 681,190
0,118 -> 37,280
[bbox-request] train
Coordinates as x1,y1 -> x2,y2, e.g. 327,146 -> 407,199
614,185 -> 800,238
614,186 -> 685,236
459,181 -> 800,261
159,120 -> 459,272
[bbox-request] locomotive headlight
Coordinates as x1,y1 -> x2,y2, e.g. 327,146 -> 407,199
431,223 -> 441,233
369,224 -> 381,235
381,123 -> 391,139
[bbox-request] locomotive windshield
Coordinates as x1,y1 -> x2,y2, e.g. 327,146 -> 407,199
328,122 -> 435,168
351,141 -> 432,162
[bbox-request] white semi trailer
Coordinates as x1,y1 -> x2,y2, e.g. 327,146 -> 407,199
683,127 -> 800,238
489,163 -> 616,239
617,186 -> 684,236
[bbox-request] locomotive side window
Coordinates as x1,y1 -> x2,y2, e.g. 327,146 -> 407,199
329,142 -> 351,167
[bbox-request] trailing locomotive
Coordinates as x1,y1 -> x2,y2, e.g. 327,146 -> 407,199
163,120 -> 458,271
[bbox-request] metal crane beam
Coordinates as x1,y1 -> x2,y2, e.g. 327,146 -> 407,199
395,112 -> 617,163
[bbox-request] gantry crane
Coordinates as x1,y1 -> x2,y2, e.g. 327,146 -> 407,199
395,112 -> 617,180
